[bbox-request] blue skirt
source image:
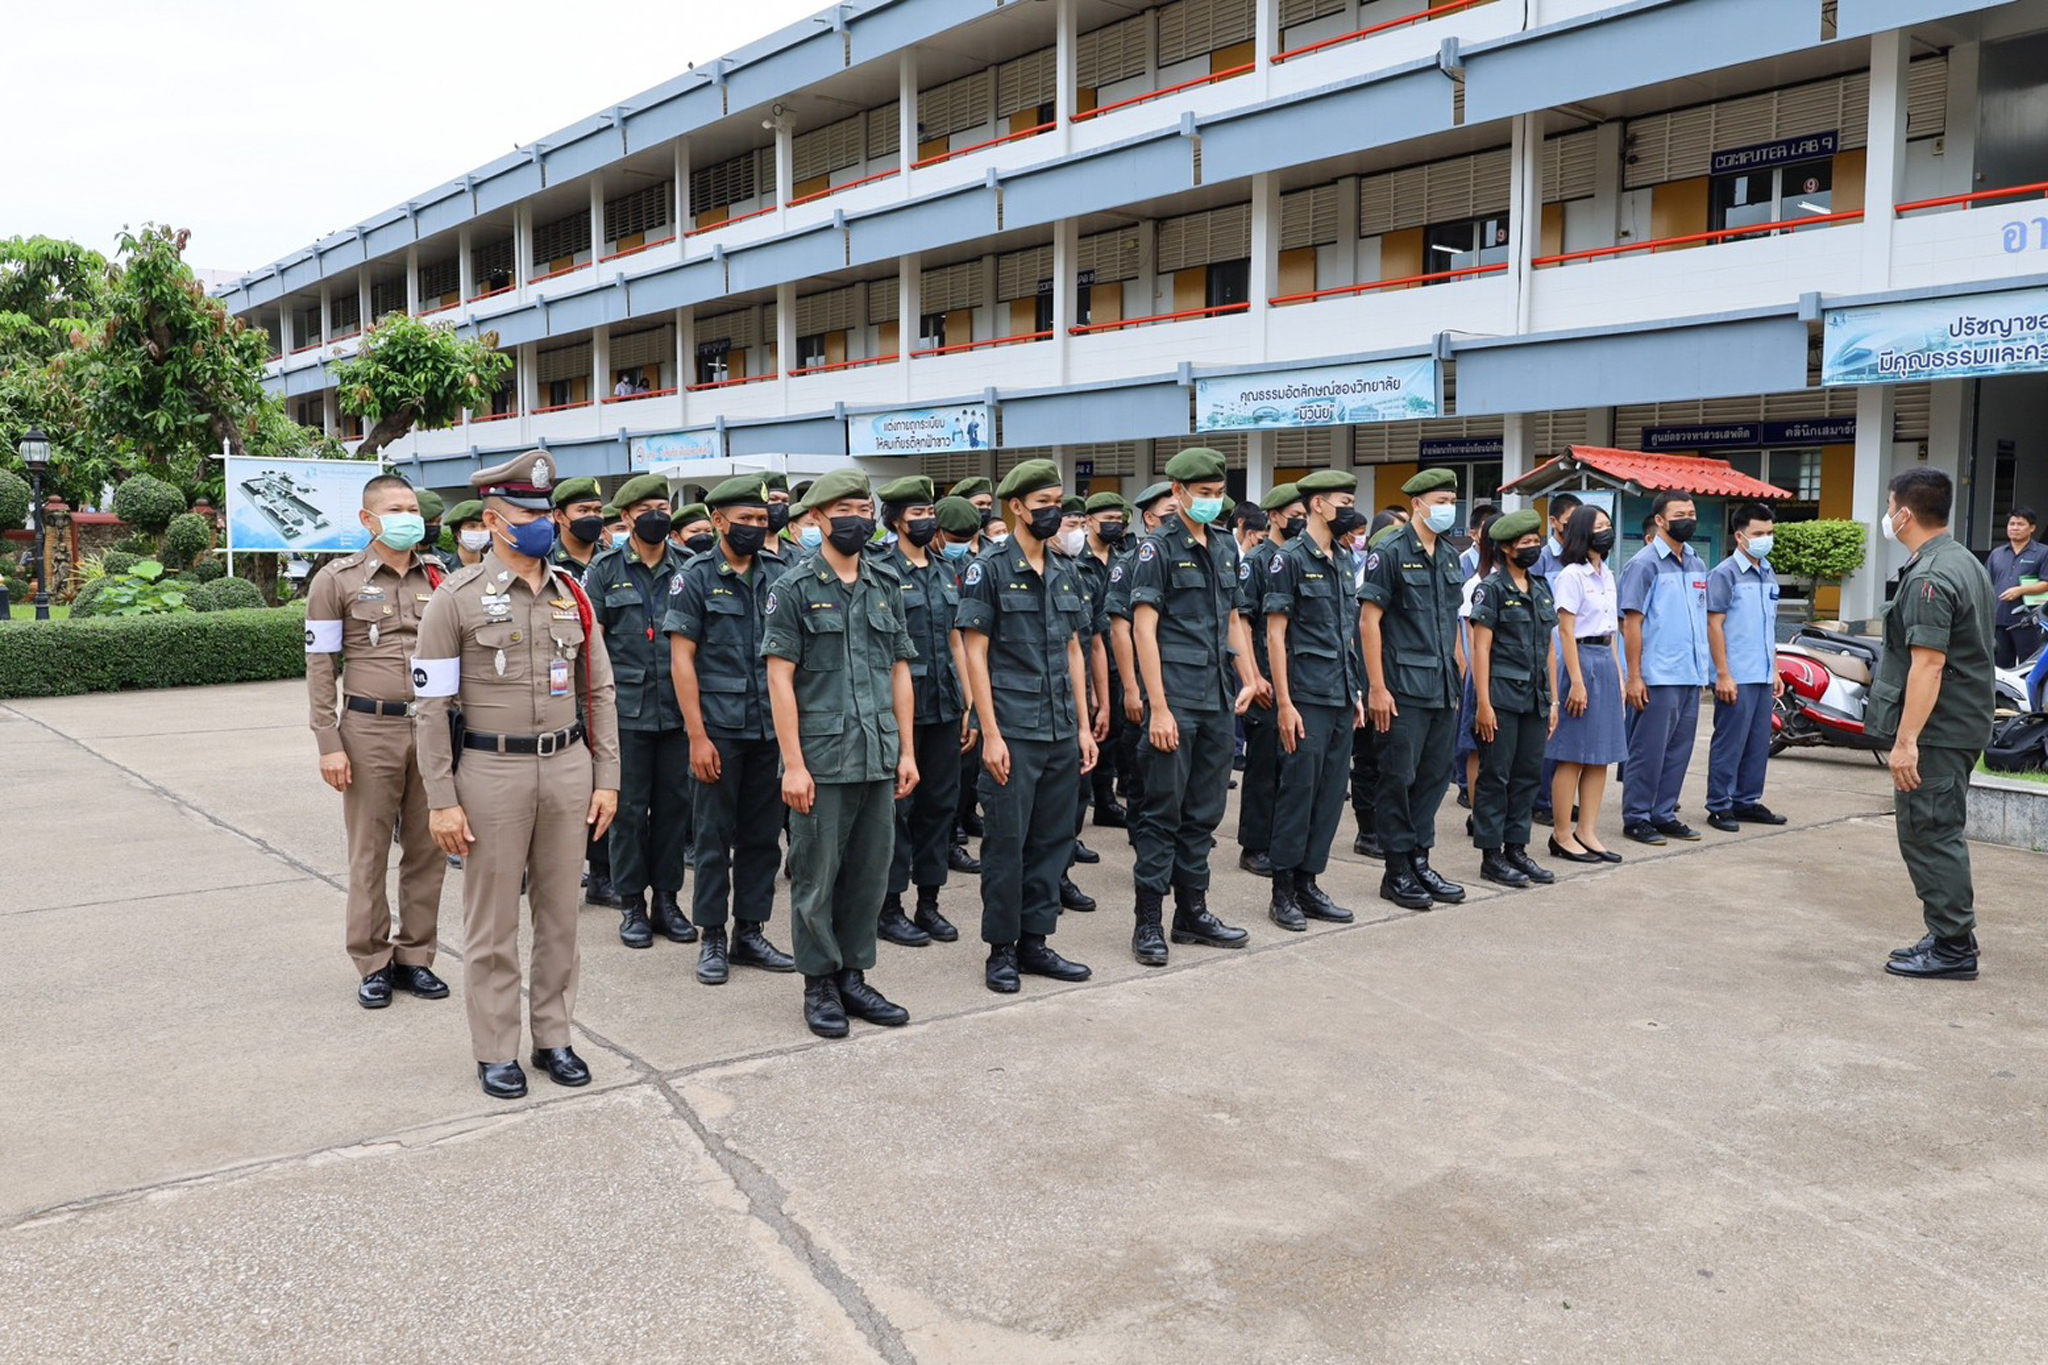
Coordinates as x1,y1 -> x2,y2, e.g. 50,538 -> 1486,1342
1547,640 -> 1627,766
1453,667 -> 1479,764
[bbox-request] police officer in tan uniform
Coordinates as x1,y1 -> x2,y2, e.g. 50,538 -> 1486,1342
412,452 -> 621,1100
306,473 -> 450,1009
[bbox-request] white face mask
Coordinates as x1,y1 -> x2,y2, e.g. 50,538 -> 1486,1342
1055,528 -> 1087,557
1881,507 -> 1902,543
458,528 -> 492,552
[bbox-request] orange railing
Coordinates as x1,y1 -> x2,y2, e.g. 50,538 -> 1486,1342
418,300 -> 461,317
788,168 -> 901,207
531,399 -> 593,415
1072,64 -> 1253,123
528,260 -> 590,284
1274,0 -> 1495,64
913,122 -> 1055,170
600,235 -> 677,263
1896,181 -> 2048,216
686,373 -> 778,392
471,409 -> 520,424
686,204 -> 777,237
467,283 -> 516,304
601,387 -> 680,404
789,354 -> 899,377
911,330 -> 1052,358
1070,302 -> 1248,335
1271,262 -> 1508,305
1531,209 -> 1865,267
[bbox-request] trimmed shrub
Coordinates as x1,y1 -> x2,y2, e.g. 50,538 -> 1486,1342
114,534 -> 157,555
0,469 -> 29,530
162,512 -> 214,568
68,578 -> 110,616
189,577 -> 265,612
110,474 -> 187,534
97,550 -> 141,577
0,604 -> 307,698
189,555 -> 226,583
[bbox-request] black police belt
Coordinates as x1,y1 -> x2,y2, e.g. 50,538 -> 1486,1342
462,722 -> 586,757
345,696 -> 416,718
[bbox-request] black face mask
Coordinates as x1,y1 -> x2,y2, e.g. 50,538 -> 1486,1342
723,523 -> 767,557
633,511 -> 672,546
1097,521 -> 1127,547
1276,516 -> 1304,540
1511,544 -> 1543,569
567,515 -> 605,546
828,515 -> 876,555
1590,530 -> 1617,556
767,503 -> 790,533
1023,505 -> 1064,542
1327,505 -> 1369,539
684,533 -> 716,556
904,517 -> 940,548
1665,518 -> 1697,544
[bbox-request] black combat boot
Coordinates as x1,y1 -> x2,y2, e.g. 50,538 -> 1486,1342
1018,933 -> 1091,981
617,894 -> 654,949
1479,848 -> 1532,888
651,890 -> 697,943
877,893 -> 932,947
1884,932 -> 1979,980
803,975 -> 849,1038
1171,884 -> 1248,949
1268,868 -> 1307,932
731,922 -> 797,972
584,870 -> 623,909
1380,855 -> 1433,911
1059,876 -> 1097,912
913,886 -> 959,942
1131,888 -> 1169,966
1410,851 -> 1466,904
1504,845 -> 1553,885
837,969 -> 910,1026
696,927 -> 730,985
985,942 -> 1020,994
1294,874 -> 1354,923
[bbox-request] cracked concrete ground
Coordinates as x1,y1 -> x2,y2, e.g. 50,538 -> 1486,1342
3,680 -> 2045,1364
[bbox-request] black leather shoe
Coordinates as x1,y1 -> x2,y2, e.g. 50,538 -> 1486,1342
837,970 -> 909,1027
1456,789 -> 1471,809
803,975 -> 849,1038
1172,886 -> 1249,947
1093,801 -> 1128,829
696,927 -> 730,985
1733,803 -> 1788,825
357,966 -> 394,1010
960,810 -> 985,839
1238,850 -> 1274,877
1411,853 -> 1465,905
618,895 -> 654,949
1071,839 -> 1101,865
913,888 -> 959,942
1504,845 -> 1554,885
878,896 -> 932,947
1532,806 -> 1554,827
651,890 -> 698,943
1704,811 -> 1741,833
1480,848 -> 1531,888
1018,933 -> 1091,982
985,943 -> 1020,994
478,1060 -> 526,1099
1653,819 -> 1702,841
393,963 -> 449,999
1268,868 -> 1307,932
1890,932 -> 1936,961
1623,823 -> 1668,846
1885,933 -> 1979,980
1353,829 -> 1383,858
1547,835 -> 1602,864
530,1046 -> 591,1087
1295,874 -> 1354,923
1059,876 -> 1097,912
731,923 -> 797,973
1131,889 -> 1169,966
948,843 -> 983,875
584,871 -> 624,909
1380,856 -> 1434,911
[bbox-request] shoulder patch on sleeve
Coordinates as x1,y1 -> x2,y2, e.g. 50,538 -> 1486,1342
763,590 -> 778,615
1138,540 -> 1157,563
1239,560 -> 1251,581
1109,564 -> 1123,582
964,561 -> 984,586
1365,552 -> 1380,572
1472,585 -> 1486,606
1269,553 -> 1286,574
670,574 -> 685,595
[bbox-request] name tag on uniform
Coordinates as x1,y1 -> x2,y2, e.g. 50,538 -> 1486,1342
552,609 -> 578,620
414,593 -> 432,602
549,658 -> 571,696
357,588 -> 385,600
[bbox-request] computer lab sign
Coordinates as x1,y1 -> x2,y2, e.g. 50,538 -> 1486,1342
1710,131 -> 1838,176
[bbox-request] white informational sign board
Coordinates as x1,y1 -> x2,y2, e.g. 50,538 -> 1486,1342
847,402 -> 993,456
1195,357 -> 1440,431
224,456 -> 384,556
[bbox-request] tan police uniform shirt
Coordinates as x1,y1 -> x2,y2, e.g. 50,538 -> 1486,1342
304,549 -> 441,753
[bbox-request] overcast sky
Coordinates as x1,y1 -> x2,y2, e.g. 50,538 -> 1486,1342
0,0 -> 828,276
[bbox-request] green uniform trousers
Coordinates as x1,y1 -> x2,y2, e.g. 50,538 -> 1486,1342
1376,704 -> 1455,855
610,727 -> 689,900
1472,706 -> 1546,850
1237,705 -> 1280,856
979,737 -> 1080,944
691,735 -> 781,928
789,777 -> 894,977
1894,743 -> 1977,940
1270,703 -> 1352,876
1133,705 -> 1234,893
891,720 -> 962,895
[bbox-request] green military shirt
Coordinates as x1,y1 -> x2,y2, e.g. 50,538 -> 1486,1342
550,542 -> 600,584
1104,543 -> 1139,623
882,543 -> 965,726
1359,522 -> 1463,709
955,541 -> 1089,742
1262,533 -> 1366,708
659,546 -> 785,741
1467,566 -> 1557,715
759,557 -> 915,783
1070,551 -> 1110,642
585,541 -> 688,731
1868,532 -> 1996,750
1127,519 -> 1242,713
1239,538 -> 1285,681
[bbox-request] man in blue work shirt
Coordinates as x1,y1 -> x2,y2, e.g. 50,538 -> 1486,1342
1619,491 -> 1712,844
1703,502 -> 1788,833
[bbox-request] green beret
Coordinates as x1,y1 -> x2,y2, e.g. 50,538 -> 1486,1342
414,488 -> 445,522
1258,483 -> 1303,513
599,505 -> 618,521
1132,482 -> 1172,512
798,467 -> 873,512
550,477 -> 603,508
1488,508 -> 1544,543
1297,470 -> 1358,497
995,459 -> 1062,502
876,475 -> 936,506
949,476 -> 992,500
612,473 -> 672,511
705,474 -> 771,509
1369,521 -> 1407,547
1163,446 -> 1227,483
935,496 -> 982,536
444,499 -> 484,528
1401,468 -> 1458,496
674,502 -> 711,527
1061,495 -> 1087,515
1084,492 -> 1126,515
762,472 -> 789,493
1220,495 -> 1237,515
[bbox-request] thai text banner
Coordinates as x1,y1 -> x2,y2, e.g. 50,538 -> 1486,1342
849,403 -> 993,456
1824,287 -> 2048,385
1196,357 -> 1440,432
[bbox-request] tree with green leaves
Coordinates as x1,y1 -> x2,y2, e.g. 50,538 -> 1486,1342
1,235 -> 113,506
333,312 -> 514,459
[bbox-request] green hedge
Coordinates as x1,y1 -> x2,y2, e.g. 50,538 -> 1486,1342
0,605 -> 307,698
188,577 -> 265,612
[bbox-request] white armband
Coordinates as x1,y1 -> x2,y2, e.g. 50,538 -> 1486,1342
305,619 -> 343,653
410,656 -> 460,697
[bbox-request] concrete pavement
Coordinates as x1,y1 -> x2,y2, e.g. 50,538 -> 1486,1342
3,680 -> 2045,1363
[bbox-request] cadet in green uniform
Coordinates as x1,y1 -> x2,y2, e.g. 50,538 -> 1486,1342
584,473 -> 698,948
1127,448 -> 1261,966
1236,482 -> 1304,877
1361,469 -> 1468,911
1083,492 -> 1133,830
447,499 -> 489,569
1262,470 -> 1369,930
955,460 -> 1100,994
666,500 -> 713,868
935,497 -> 987,876
763,470 -> 920,1037
544,476 -> 618,908
949,476 -> 996,844
1058,494 -> 1106,908
1871,468 -> 1996,981
663,475 -> 797,985
874,476 -> 971,947
413,488 -> 455,571
1467,509 -> 1558,890
1107,483 -> 1178,826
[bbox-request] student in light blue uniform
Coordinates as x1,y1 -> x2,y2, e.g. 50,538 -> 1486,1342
1619,491 -> 1713,844
1704,502 -> 1788,832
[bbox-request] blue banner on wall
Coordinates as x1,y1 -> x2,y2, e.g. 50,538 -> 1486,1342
1823,286 -> 2048,385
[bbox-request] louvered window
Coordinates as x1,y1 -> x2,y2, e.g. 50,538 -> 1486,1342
293,304 -> 322,340
1281,184 -> 1340,250
919,71 -> 993,141
604,182 -> 672,242
1078,14 -> 1147,88
1159,203 -> 1253,272
1274,427 -> 1335,465
695,308 -> 759,349
1078,227 -> 1141,282
417,258 -> 458,301
1160,431 -> 1248,469
796,285 -> 860,334
920,261 -> 980,314
1543,130 -> 1598,203
610,325 -> 673,371
867,103 -> 901,160
998,245 -> 1053,301
794,114 -> 866,182
537,341 -> 591,383
997,47 -> 1056,119
1280,0 -> 1346,26
690,149 -> 763,212
473,238 -> 514,289
1360,147 -> 1511,236
1158,0 -> 1255,66
329,293 -> 360,334
371,279 -> 407,319
533,211 -> 591,265
868,277 -> 900,325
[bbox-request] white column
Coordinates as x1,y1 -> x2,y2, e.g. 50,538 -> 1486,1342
1507,112 -> 1542,332
899,253 -> 921,402
458,227 -> 475,302
517,341 -> 539,418
1246,430 -> 1274,504
1860,29 -> 1910,293
1590,121 -> 1626,250
1055,0 -> 1078,152
514,203 -> 534,293
1052,215 -> 1078,385
674,140 -> 692,235
678,309 -> 696,420
405,246 -> 420,315
774,123 -> 795,222
899,52 -> 919,184
357,269 -> 372,334
1839,384 -> 1899,620
1499,412 -> 1537,511
593,327 -> 612,412
1052,444 -> 1076,495
1254,0 -> 1279,89
1248,172 -> 1280,343
317,284 -> 331,345
776,282 -> 796,397
590,178 -> 607,261
279,301 -> 295,353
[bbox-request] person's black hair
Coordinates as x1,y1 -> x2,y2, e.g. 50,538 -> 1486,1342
1548,491 -> 1582,520
1731,501 -> 1774,532
882,500 -> 922,530
1558,504 -> 1611,567
1468,501 -> 1498,528
362,473 -> 413,506
1650,488 -> 1697,518
1236,506 -> 1269,532
1368,510 -> 1403,536
2010,505 -> 2039,528
1889,467 -> 1952,526
1641,513 -> 1658,539
1473,513 -> 1502,577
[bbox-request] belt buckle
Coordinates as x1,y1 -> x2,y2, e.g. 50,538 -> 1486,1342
404,701 -> 418,718
536,731 -> 558,757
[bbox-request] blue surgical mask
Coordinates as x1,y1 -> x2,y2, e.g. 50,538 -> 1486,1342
1187,497 -> 1225,526
1425,503 -> 1458,534
1745,533 -> 1774,559
941,540 -> 971,560
499,516 -> 557,560
375,512 -> 425,551
610,531 -> 630,549
798,524 -> 824,550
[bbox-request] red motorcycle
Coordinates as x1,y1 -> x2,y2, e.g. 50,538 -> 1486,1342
1771,626 -> 1890,762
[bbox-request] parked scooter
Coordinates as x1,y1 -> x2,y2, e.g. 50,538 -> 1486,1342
1996,603 -> 2048,712
1771,624 -> 1891,762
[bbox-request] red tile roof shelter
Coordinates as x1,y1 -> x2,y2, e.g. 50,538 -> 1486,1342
1500,446 -> 1793,500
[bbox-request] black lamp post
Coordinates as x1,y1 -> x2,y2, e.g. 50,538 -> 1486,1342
17,429 -> 51,621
